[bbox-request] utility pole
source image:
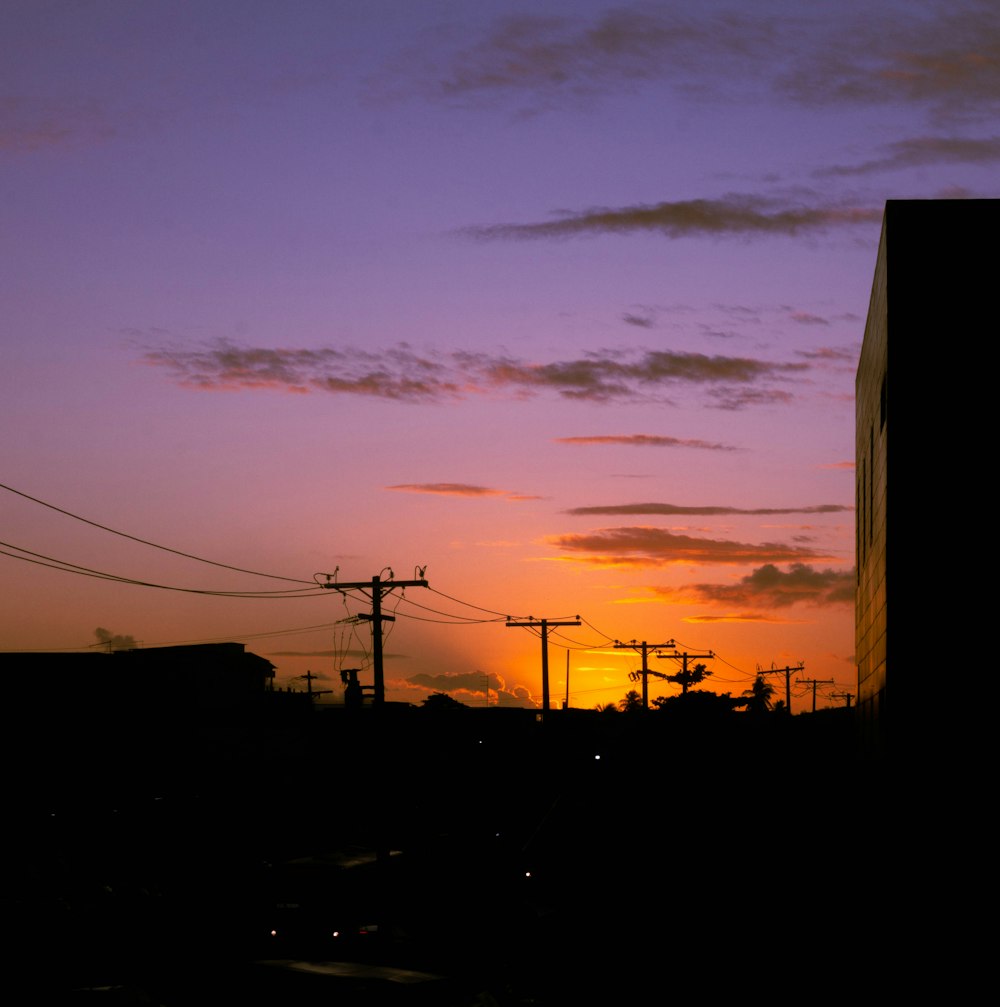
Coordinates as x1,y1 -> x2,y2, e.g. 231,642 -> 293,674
762,662 -> 804,714
616,639 -> 675,709
320,569 -> 428,706
299,670 -> 333,701
320,568 -> 429,941
831,690 -> 854,709
506,616 -> 581,714
799,678 -> 835,713
656,649 -> 714,694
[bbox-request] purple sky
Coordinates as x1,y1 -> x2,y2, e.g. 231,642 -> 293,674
3,1 -> 995,710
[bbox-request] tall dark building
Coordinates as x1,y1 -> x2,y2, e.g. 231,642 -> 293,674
856,199 -> 996,761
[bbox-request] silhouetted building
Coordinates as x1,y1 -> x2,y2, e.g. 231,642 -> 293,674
856,199 -> 997,760
2,642 -> 279,800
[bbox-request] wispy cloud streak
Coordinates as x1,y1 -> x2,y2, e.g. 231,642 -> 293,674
820,135 -> 1000,176
565,502 -> 851,517
463,195 -> 882,241
409,3 -> 1000,127
547,526 -> 828,567
387,483 -> 538,501
555,435 -> 736,451
142,340 -> 807,407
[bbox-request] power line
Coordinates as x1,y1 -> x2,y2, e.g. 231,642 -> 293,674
0,481 -> 312,584
0,539 -> 327,598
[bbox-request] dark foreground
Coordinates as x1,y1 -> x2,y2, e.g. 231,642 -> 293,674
7,706 -> 877,1004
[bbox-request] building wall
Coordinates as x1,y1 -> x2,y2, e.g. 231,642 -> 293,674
856,198 -> 998,762
856,216 -> 888,754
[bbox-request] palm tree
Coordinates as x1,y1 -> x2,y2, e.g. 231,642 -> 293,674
618,689 -> 643,713
742,674 -> 775,715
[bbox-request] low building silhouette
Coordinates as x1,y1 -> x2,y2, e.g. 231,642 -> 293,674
1,642 -> 299,802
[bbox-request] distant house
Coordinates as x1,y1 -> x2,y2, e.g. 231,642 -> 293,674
2,642 -> 279,800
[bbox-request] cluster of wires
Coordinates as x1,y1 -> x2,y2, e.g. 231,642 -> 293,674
1,481 -> 764,687
1,481 -> 326,599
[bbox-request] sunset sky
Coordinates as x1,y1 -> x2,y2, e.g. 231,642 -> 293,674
3,1 -> 996,712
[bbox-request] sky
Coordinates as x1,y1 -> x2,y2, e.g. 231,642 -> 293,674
2,0 -> 996,712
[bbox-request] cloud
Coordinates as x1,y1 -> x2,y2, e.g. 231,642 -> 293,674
564,502 -> 852,517
684,613 -> 791,624
141,340 -> 807,407
387,483 -> 538,501
405,670 -> 536,707
546,527 -> 829,567
653,562 -> 855,607
94,627 -> 137,651
397,4 -> 999,127
413,8 -> 775,103
820,135 -> 1000,176
790,311 -> 830,326
622,312 -> 654,328
462,194 -> 882,241
555,434 -> 736,451
0,96 -> 115,152
408,671 -> 502,693
141,342 -> 465,400
777,4 -> 1000,123
707,386 -> 796,410
796,346 -> 857,363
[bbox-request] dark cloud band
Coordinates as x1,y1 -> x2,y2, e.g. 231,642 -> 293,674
142,340 -> 807,407
547,526 -> 828,566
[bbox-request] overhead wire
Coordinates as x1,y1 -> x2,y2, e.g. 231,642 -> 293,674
0,540 -> 327,598
0,481 -> 313,584
3,482 -> 799,695
426,586 -> 516,619
394,593 -> 508,625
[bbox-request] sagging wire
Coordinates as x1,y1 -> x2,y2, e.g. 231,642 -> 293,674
0,481 -> 313,584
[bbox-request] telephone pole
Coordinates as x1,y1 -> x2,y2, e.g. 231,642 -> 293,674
799,677 -> 835,713
656,649 -> 714,694
506,616 -> 581,714
320,569 -> 428,706
616,639 -> 675,709
299,670 -> 333,701
762,662 -> 804,714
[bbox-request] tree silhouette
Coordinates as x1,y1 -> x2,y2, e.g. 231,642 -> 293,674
742,674 -> 775,715
618,689 -> 643,713
661,661 -> 712,695
651,690 -> 739,718
421,691 -> 467,710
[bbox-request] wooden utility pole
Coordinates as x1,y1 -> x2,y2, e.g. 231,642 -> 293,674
506,616 -> 580,714
831,690 -> 854,709
320,570 -> 428,706
799,677 -> 835,713
299,669 -> 333,700
616,639 -> 675,709
656,649 -> 714,694
762,662 -> 804,714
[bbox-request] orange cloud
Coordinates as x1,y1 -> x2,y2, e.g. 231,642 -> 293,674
683,613 -> 792,624
387,483 -> 539,501
652,563 -> 855,608
565,502 -> 851,517
546,527 -> 828,567
555,434 -> 736,451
